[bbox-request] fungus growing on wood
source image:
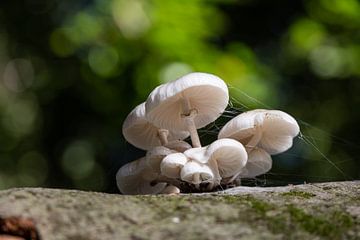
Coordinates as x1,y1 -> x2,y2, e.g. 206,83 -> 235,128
218,109 -> 300,154
160,152 -> 188,179
116,157 -> 166,195
218,109 -> 299,180
145,72 -> 229,148
122,102 -> 189,150
117,73 -> 300,194
180,161 -> 214,188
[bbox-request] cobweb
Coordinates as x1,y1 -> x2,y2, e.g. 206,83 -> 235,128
198,84 -> 356,187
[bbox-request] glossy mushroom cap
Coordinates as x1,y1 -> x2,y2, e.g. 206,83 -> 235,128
206,138 -> 248,178
180,161 -> 214,185
164,140 -> 192,152
160,153 -> 188,178
116,157 -> 166,195
122,103 -> 189,150
218,109 -> 300,154
145,72 -> 229,131
240,147 -> 272,178
146,146 -> 175,173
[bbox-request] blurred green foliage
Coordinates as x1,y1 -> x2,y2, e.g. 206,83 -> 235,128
0,0 -> 359,192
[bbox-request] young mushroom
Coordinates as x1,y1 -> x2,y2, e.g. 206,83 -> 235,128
116,157 -> 167,195
180,161 -> 214,189
122,102 -> 189,150
145,72 -> 229,148
160,152 -> 188,179
146,146 -> 175,173
183,138 -> 248,189
239,147 -> 272,178
218,109 -> 300,154
218,109 -> 299,182
161,185 -> 181,195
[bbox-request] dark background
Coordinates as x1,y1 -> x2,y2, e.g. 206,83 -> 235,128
0,0 -> 359,193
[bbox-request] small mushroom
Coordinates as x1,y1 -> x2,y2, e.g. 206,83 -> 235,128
145,72 -> 229,148
218,109 -> 300,155
116,157 -> 167,195
240,147 -> 272,178
206,138 -> 248,186
180,161 -> 214,188
122,103 -> 189,150
146,146 -> 175,173
160,152 -> 188,178
161,185 -> 181,194
182,139 -> 247,188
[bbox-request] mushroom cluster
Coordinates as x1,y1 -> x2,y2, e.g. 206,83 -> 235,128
116,72 -> 300,194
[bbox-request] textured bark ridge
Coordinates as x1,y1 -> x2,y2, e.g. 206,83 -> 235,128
0,181 -> 359,240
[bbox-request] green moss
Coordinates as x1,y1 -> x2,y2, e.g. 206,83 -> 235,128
247,197 -> 274,214
220,194 -> 243,204
129,193 -> 355,239
287,205 -> 354,238
281,190 -> 316,199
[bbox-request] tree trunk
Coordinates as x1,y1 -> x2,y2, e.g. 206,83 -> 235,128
0,181 -> 359,240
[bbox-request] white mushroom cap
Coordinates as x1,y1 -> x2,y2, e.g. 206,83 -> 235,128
183,147 -> 208,163
161,185 -> 181,194
160,153 -> 188,178
206,138 -> 248,178
180,161 -> 214,185
145,72 -> 229,131
164,140 -> 192,152
240,147 -> 272,178
116,157 -> 167,195
122,103 -> 189,150
146,146 -> 175,173
218,109 -> 300,155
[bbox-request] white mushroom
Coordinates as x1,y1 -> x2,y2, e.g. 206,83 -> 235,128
218,109 -> 300,155
240,147 -> 272,178
160,153 -> 188,178
180,161 -> 214,188
146,146 -> 175,173
161,185 -> 181,194
164,140 -> 192,152
145,72 -> 229,148
182,139 -> 247,188
116,157 -> 167,195
206,138 -> 248,186
122,103 -> 189,150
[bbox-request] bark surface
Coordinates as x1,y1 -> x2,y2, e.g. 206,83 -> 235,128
0,181 -> 359,240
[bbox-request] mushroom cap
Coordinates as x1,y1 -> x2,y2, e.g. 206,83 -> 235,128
183,147 -> 208,163
207,138 -> 248,178
218,109 -> 300,154
145,72 -> 229,131
180,161 -> 214,185
240,148 -> 272,178
116,157 -> 166,195
161,185 -> 180,194
146,146 -> 175,173
122,103 -> 189,150
165,140 -> 192,152
160,152 -> 188,178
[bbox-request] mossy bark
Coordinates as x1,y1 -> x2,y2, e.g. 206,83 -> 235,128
0,181 -> 359,240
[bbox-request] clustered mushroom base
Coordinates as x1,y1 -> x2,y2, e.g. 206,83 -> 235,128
117,73 -> 300,195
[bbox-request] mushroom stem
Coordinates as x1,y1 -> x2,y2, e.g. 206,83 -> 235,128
226,171 -> 241,184
185,116 -> 201,148
181,98 -> 201,148
157,129 -> 169,145
193,173 -> 200,189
